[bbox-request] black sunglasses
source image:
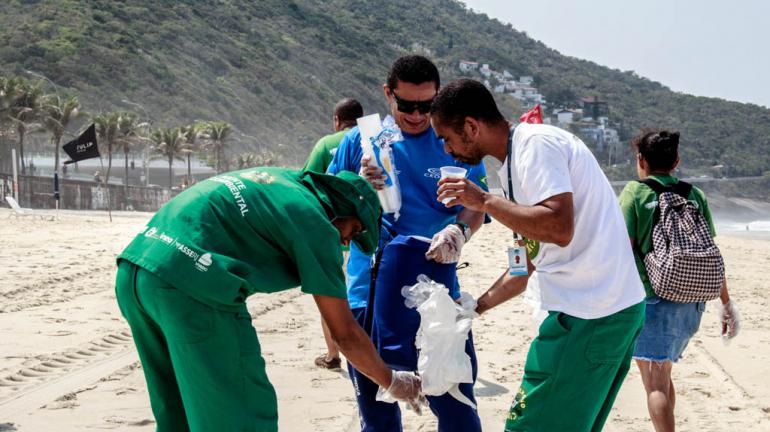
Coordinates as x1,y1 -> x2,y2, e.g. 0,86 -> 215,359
392,93 -> 433,114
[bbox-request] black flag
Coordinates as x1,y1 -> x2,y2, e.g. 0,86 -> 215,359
62,124 -> 99,164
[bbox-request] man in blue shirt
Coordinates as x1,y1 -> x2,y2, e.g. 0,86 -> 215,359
328,55 -> 487,432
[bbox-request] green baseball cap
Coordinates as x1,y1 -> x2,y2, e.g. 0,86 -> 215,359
300,170 -> 382,255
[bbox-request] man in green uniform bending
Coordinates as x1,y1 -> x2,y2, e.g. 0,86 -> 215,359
115,167 -> 422,432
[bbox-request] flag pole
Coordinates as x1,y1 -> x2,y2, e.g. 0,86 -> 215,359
98,156 -> 112,222
53,171 -> 60,220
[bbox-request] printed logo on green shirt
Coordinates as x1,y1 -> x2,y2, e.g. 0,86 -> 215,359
507,386 -> 529,423
211,175 -> 250,217
239,170 -> 275,184
195,253 -> 213,272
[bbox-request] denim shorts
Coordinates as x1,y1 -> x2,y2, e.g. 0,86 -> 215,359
632,295 -> 705,363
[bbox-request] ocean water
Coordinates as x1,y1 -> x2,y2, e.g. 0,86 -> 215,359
716,219 -> 770,234
714,219 -> 770,241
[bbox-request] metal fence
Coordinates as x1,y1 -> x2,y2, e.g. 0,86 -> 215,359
0,173 -> 179,212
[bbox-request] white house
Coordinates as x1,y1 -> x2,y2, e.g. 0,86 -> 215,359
556,109 -> 575,124
519,76 -> 534,85
480,64 -> 491,77
459,60 -> 479,72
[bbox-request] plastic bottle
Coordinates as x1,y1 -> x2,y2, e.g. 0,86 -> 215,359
357,113 -> 402,219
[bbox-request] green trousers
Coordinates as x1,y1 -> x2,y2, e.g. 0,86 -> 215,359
504,301 -> 645,432
115,260 -> 278,432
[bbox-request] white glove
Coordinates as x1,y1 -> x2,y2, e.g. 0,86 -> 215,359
375,370 -> 425,415
360,155 -> 386,190
456,292 -> 479,320
425,224 -> 466,264
718,300 -> 740,343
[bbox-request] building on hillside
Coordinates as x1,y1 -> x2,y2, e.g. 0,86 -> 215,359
480,64 -> 491,77
459,60 -> 479,72
504,80 -> 519,92
554,109 -> 578,125
578,122 -> 621,153
493,84 -> 506,94
519,76 -> 534,85
581,96 -> 609,120
509,85 -> 545,106
503,70 -> 513,79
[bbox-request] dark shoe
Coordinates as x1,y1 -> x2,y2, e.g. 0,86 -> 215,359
314,354 -> 341,370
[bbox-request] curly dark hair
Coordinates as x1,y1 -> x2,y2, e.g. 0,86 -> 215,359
429,78 -> 506,133
386,55 -> 440,91
631,129 -> 680,172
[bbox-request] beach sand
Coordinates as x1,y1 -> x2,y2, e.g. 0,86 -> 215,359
1,208 -> 768,431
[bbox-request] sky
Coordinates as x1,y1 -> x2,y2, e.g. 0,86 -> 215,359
461,0 -> 769,108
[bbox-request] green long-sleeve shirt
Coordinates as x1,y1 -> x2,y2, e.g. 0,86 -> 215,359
118,167 -> 347,311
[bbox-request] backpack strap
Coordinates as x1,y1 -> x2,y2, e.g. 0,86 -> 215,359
636,178 -> 693,231
638,178 -> 692,200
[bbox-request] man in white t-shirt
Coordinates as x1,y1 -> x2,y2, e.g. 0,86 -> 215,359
430,78 -> 645,432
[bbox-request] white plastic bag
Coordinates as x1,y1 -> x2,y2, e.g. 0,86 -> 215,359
401,275 -> 476,408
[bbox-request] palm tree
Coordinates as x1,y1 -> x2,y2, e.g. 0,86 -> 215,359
92,112 -> 121,185
40,94 -> 80,174
231,151 -> 282,169
181,122 -> 206,183
202,121 -> 232,173
116,112 -> 144,190
151,127 -> 190,188
6,78 -> 43,174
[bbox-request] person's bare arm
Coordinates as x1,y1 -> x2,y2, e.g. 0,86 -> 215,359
313,295 -> 391,387
475,259 -> 535,315
456,207 -> 485,237
438,178 -> 574,246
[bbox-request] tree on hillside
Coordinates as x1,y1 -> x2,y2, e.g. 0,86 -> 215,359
181,121 -> 206,183
202,121 -> 232,173
116,112 -> 145,190
93,111 -> 144,188
151,127 -> 190,188
92,112 -> 121,185
0,76 -> 16,153
5,78 -> 43,174
40,94 -> 80,175
231,151 -> 282,169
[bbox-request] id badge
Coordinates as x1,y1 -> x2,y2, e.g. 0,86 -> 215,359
507,246 -> 528,276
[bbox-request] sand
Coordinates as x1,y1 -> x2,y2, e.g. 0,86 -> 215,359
0,208 -> 768,431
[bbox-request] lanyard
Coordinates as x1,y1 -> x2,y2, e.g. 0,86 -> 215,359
504,128 -> 523,242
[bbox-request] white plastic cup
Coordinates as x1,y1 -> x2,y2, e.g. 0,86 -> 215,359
439,166 -> 467,205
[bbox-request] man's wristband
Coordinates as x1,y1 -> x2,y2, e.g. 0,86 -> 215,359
454,221 -> 472,242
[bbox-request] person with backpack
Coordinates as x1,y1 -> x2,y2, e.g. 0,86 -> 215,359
619,130 -> 740,432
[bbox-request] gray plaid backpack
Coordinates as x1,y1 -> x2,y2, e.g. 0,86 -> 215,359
640,179 -> 724,303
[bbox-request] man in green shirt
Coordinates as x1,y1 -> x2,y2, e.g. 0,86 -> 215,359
303,98 -> 363,174
303,98 -> 363,370
115,167 -> 422,432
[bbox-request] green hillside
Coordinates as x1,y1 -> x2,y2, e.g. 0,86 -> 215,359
1,0 -> 769,175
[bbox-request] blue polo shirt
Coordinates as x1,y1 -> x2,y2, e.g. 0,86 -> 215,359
328,125 -> 488,309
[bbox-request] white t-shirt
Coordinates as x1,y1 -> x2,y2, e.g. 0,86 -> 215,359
498,123 -> 644,319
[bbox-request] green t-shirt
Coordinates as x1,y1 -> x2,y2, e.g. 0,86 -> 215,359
302,129 -> 349,174
618,174 -> 716,297
118,167 -> 346,311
